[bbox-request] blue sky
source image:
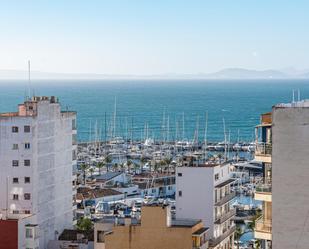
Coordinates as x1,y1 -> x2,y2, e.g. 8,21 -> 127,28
0,0 -> 308,74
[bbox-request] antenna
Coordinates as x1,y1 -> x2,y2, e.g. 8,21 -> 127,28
28,60 -> 31,100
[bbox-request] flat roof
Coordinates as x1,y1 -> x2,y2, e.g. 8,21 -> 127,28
171,218 -> 201,227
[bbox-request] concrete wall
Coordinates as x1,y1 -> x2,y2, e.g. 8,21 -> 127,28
272,106 -> 309,249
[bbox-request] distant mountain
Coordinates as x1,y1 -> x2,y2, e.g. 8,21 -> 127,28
0,68 -> 309,80
205,68 -> 287,79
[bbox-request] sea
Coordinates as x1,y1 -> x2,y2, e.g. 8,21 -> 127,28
1,79 -> 309,142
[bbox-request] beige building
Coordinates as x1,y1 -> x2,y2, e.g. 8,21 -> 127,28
95,205 -> 209,249
254,112 -> 272,249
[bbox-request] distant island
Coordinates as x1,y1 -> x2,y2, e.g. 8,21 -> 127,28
0,67 -> 309,80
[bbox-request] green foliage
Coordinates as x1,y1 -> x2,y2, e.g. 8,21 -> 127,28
76,217 -> 93,233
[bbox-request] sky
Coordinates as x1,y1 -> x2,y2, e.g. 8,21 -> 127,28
0,0 -> 309,75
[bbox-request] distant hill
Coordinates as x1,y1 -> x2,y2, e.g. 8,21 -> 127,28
0,68 -> 309,80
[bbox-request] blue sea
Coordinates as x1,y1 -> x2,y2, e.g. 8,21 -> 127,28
1,79 -> 309,142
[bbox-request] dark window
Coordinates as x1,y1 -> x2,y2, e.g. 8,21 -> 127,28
25,177 -> 30,183
12,126 -> 18,133
24,210 -> 31,214
13,210 -> 19,214
25,143 -> 30,149
178,173 -> 182,177
24,126 -> 31,133
24,160 -> 30,166
12,177 -> 19,184
13,194 -> 19,200
178,191 -> 182,197
12,144 -> 19,150
215,173 -> 219,181
12,160 -> 19,167
24,193 -> 31,200
97,230 -> 105,243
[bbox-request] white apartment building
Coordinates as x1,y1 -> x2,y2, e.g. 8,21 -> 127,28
176,163 -> 236,249
0,96 -> 77,249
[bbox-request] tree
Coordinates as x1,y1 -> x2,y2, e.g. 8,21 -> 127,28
89,167 -> 94,178
127,160 -> 133,173
164,157 -> 172,174
96,162 -> 105,175
80,163 -> 89,185
76,217 -> 93,235
234,226 -> 244,249
140,156 -> 148,172
104,155 -> 112,172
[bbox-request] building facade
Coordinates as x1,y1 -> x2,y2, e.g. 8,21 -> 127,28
272,101 -> 309,249
254,112 -> 272,249
176,163 -> 236,249
0,96 -> 77,249
95,205 -> 209,249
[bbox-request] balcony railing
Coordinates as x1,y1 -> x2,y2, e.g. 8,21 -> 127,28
255,142 -> 272,156
215,192 -> 236,206
192,241 -> 209,249
215,209 -> 236,224
209,225 -> 236,247
255,216 -> 272,234
255,177 -> 272,193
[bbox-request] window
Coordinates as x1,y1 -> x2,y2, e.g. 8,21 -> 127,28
12,177 -> 19,184
24,126 -> 31,133
12,126 -> 18,133
72,119 -> 76,130
215,173 -> 219,181
177,173 -> 182,177
13,210 -> 19,214
152,189 -> 156,193
178,190 -> 182,197
24,160 -> 30,166
26,228 -> 33,238
12,144 -> 19,150
25,177 -> 30,183
97,230 -> 105,243
13,194 -> 19,200
12,160 -> 19,167
24,193 -> 31,200
24,210 -> 31,214
25,143 -> 31,149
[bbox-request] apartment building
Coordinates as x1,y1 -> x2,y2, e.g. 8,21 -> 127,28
176,163 -> 236,249
271,101 -> 309,249
95,205 -> 209,249
254,112 -> 272,249
0,96 -> 77,249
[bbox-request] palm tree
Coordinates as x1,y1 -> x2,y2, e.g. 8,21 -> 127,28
164,157 -> 172,174
80,163 -> 89,185
140,156 -> 148,172
89,167 -> 94,178
127,160 -> 133,173
96,162 -> 104,175
104,155 -> 112,172
133,162 -> 140,174
119,163 -> 125,172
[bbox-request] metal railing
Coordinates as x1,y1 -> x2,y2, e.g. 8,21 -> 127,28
255,142 -> 272,156
255,216 -> 272,233
215,192 -> 236,206
209,225 -> 236,247
255,177 -> 272,193
215,209 -> 236,224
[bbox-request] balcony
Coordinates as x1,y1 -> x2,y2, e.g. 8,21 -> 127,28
255,142 -> 272,163
209,225 -> 236,247
215,192 -> 236,206
254,216 -> 272,241
192,241 -> 209,249
215,209 -> 236,224
255,178 -> 272,202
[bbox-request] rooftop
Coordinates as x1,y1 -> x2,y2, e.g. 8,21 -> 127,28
171,218 -> 202,228
76,187 -> 122,200
275,100 -> 309,108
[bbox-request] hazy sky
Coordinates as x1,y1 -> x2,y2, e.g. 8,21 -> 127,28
1,0 -> 308,75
